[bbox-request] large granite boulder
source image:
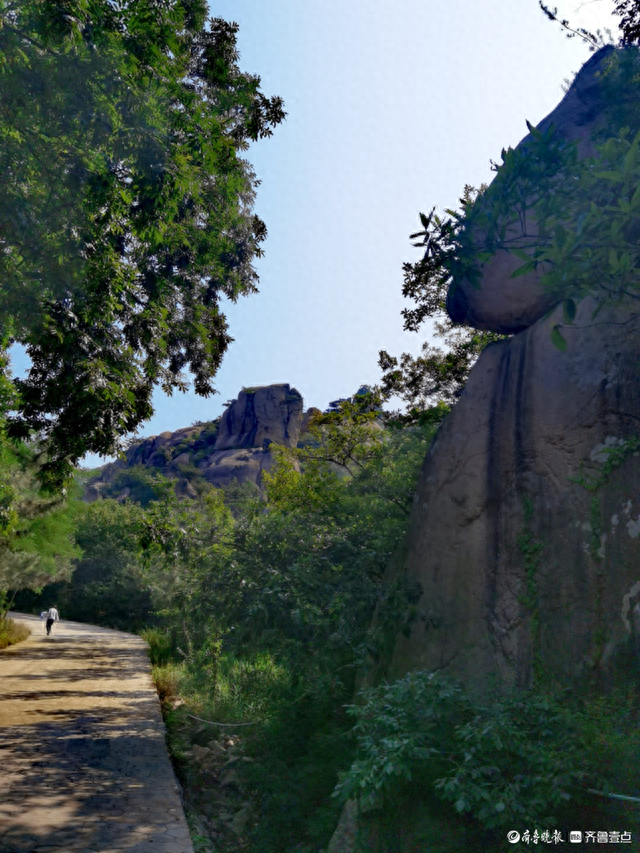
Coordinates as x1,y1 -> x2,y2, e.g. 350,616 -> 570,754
446,45 -> 628,334
390,48 -> 640,690
214,384 -> 303,451
389,297 -> 640,690
85,384 -> 307,498
329,45 -> 640,853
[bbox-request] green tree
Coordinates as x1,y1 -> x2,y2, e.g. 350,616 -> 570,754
58,499 -> 152,630
379,189 -> 503,413
0,0 -> 284,488
0,443 -> 82,613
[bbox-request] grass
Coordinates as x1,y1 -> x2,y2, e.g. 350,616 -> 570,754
151,662 -> 182,700
0,616 -> 30,650
140,626 -> 175,666
147,645 -> 353,852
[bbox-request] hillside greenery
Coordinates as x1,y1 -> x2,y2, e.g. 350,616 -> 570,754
14,394 -> 445,850
11,393 -> 640,852
5,5 -> 640,853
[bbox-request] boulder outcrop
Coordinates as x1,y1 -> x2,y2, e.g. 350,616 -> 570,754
330,45 -> 640,853
214,384 -> 303,451
446,45 -> 628,334
86,384 -> 307,498
390,297 -> 640,690
390,47 -> 640,692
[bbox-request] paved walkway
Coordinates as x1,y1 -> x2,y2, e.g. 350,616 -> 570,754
0,613 -> 194,853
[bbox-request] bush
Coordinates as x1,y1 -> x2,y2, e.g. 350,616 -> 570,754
0,616 -> 30,649
141,627 -> 176,666
335,671 -> 640,834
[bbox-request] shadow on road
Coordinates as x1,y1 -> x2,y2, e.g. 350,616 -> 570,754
0,719 -> 189,853
0,614 -> 193,852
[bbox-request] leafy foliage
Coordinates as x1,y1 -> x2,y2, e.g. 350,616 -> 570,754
0,0 -> 284,487
616,0 -> 640,43
538,3 -> 613,50
379,187 -> 504,413
61,499 -> 152,630
336,672 -> 640,835
98,464 -> 175,507
0,439 -> 81,604
29,403 -> 441,851
379,326 -> 502,411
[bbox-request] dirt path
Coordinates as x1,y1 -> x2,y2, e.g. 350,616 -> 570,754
0,613 -> 194,853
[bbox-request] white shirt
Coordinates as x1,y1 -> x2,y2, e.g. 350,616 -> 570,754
47,608 -> 59,621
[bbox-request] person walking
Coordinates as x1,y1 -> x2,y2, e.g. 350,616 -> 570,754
45,606 -> 59,636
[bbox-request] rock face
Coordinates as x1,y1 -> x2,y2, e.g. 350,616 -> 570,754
86,384 -> 306,498
446,45 -> 626,334
388,47 -> 640,692
214,384 -> 303,451
330,45 -> 640,853
390,297 -> 640,690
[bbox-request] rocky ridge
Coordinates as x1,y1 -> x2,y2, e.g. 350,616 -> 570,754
86,384 -> 321,501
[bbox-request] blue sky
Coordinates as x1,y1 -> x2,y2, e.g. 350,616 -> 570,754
11,0 -> 619,464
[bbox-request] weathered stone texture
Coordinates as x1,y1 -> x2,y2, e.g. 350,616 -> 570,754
446,45 -> 628,335
86,384 -> 306,497
214,384 -> 303,451
390,298 -> 640,690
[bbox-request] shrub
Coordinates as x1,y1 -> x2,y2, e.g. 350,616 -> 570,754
0,616 -> 30,649
141,627 -> 176,666
334,671 -> 640,832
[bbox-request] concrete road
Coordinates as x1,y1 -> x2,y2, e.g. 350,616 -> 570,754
0,613 -> 194,853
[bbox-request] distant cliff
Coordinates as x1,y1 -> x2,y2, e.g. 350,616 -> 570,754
86,384 -> 321,501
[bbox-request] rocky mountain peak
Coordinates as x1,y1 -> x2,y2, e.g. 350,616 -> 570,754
85,383 -> 308,500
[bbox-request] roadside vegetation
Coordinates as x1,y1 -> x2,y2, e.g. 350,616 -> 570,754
0,614 -> 30,650
5,2 -> 640,852
13,393 -> 640,852
17,393 -> 442,851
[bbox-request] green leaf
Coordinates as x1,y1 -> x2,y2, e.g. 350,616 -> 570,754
554,224 -> 567,248
509,261 -> 536,279
551,325 -> 567,352
594,171 -> 622,181
526,119 -> 543,141
562,299 -> 576,324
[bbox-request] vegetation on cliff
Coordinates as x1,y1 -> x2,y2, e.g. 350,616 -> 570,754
6,4 -> 640,853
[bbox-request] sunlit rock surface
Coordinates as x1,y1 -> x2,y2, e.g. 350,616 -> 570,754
446,45 -> 626,334
391,297 -> 640,690
85,383 -> 306,497
391,47 -> 640,691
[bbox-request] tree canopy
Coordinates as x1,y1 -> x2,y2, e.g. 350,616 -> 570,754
0,0 -> 284,487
